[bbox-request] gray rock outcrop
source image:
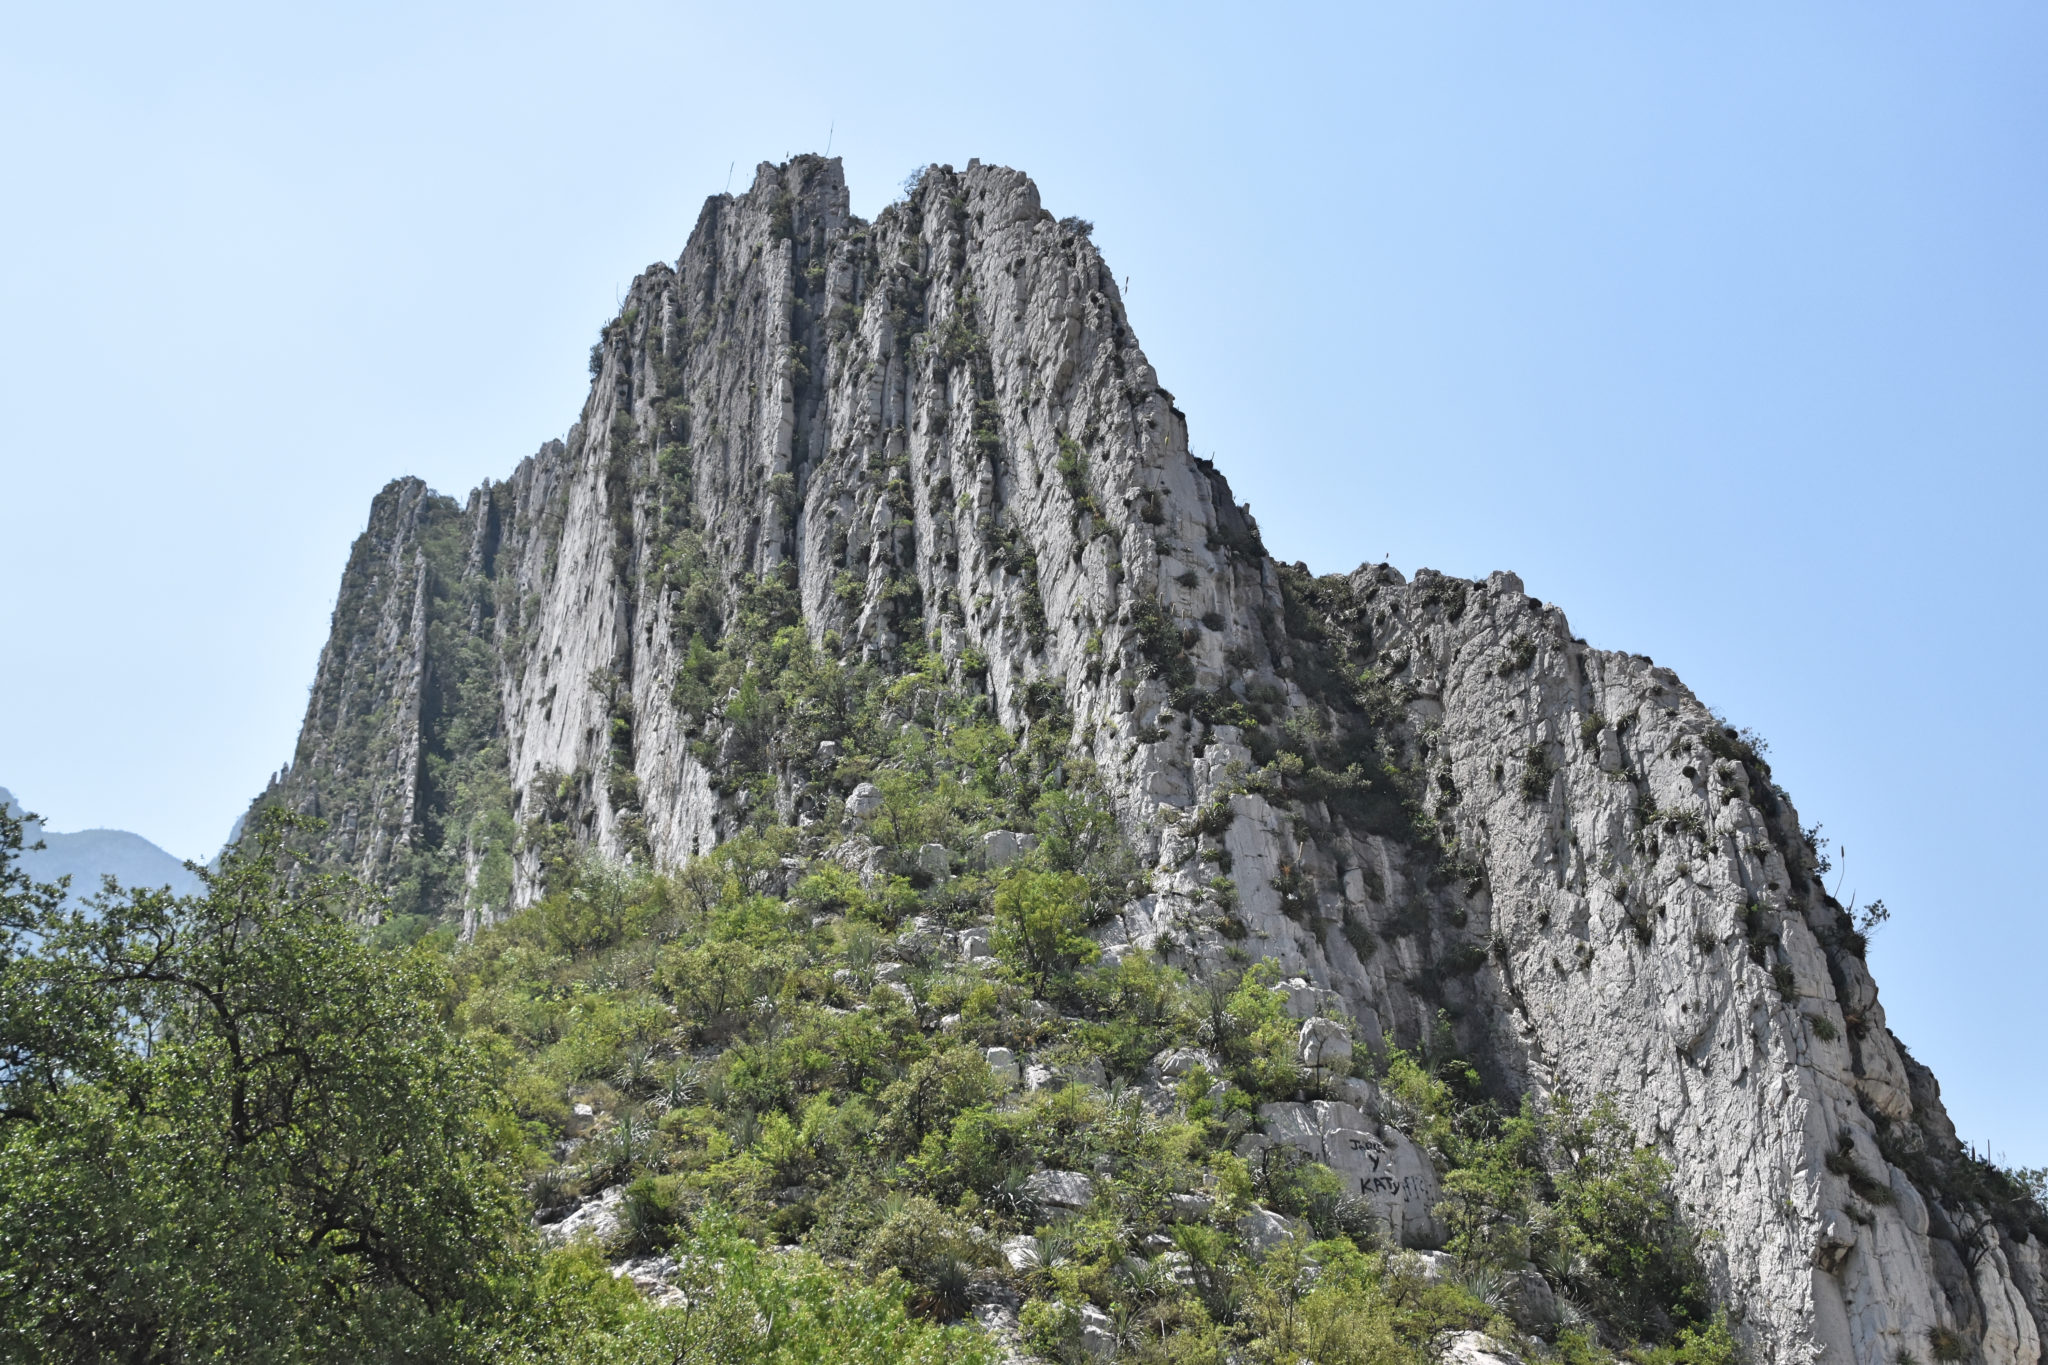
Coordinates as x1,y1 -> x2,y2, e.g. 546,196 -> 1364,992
541,1184 -> 624,1248
1233,1205 -> 1302,1256
1297,1016 -> 1353,1069
1439,1331 -> 1525,1365
1024,1169 -> 1094,1212
1251,1099 -> 1444,1249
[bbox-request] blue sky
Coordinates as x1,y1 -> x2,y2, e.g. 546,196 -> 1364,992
3,1 -> 2044,1159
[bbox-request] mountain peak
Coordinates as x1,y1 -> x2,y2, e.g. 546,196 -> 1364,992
243,158 -> 2039,1364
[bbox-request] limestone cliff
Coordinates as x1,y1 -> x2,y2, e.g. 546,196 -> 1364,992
256,156 -> 2046,1364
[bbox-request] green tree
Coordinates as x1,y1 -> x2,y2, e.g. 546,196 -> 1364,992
1032,781 -> 1145,916
0,808 -> 529,1362
989,869 -> 1097,994
1437,1103 -> 1541,1271
1538,1095 -> 1711,1337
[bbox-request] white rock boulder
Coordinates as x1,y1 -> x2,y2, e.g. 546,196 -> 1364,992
1153,1047 -> 1219,1079
1234,1205 -> 1302,1255
1079,1304 -> 1114,1358
980,829 -> 1038,868
542,1184 -> 625,1247
1439,1331 -> 1525,1365
1001,1233 -> 1041,1271
1298,1016 -> 1353,1068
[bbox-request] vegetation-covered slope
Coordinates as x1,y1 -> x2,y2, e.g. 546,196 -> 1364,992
1,642 -> 1747,1363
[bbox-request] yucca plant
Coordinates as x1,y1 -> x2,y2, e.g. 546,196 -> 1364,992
987,1170 -> 1040,1225
840,922 -> 881,974
1118,1255 -> 1173,1307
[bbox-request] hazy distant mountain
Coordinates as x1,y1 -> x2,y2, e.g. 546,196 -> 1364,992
1,787 -> 203,901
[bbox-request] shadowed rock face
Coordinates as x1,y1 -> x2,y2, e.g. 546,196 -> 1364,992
253,156 -> 2046,1365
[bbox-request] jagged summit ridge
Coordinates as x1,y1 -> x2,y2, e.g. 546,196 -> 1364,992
254,157 -> 2048,1365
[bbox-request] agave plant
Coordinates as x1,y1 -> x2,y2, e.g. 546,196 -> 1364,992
1118,1255 -> 1174,1305
617,1181 -> 681,1256
1038,1221 -> 1081,1269
1206,1281 -> 1248,1326
646,1060 -> 703,1114
1110,1300 -> 1146,1354
614,1044 -> 658,1096
527,1164 -> 578,1214
987,1170 -> 1041,1224
1451,1261 -> 1512,1313
923,1256 -> 974,1321
585,1109 -> 658,1184
1553,1289 -> 1596,1330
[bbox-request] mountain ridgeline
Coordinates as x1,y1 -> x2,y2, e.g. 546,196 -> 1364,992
0,787 -> 203,903
251,158 -> 2047,1364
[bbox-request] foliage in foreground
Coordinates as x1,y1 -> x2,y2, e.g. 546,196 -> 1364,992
0,806 -> 985,1364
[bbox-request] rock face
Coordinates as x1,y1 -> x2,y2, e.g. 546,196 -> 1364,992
256,155 -> 2046,1365
1251,1098 -> 1444,1249
540,1184 -> 624,1248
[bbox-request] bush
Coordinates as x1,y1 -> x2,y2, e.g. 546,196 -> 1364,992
791,864 -> 866,918
1928,1325 -> 1970,1362
855,1195 -> 996,1319
589,1213 -> 1001,1363
1521,743 -> 1558,801
619,1175 -> 695,1255
1539,1095 -> 1712,1338
991,868 -> 1098,993
1219,961 -> 1305,1099
1637,1316 -> 1742,1365
1498,636 -> 1538,675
